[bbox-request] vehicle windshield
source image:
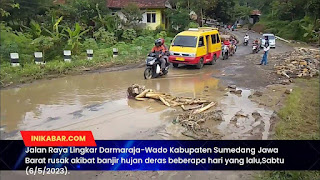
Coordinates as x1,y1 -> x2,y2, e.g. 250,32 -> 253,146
264,36 -> 275,40
172,36 -> 198,47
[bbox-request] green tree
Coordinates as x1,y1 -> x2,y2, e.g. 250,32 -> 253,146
0,0 -> 19,17
121,3 -> 143,27
166,8 -> 190,32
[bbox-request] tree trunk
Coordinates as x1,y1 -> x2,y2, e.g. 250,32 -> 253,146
201,8 -> 203,27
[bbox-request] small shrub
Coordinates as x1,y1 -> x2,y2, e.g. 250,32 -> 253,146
81,38 -> 98,51
156,31 -> 167,39
264,28 -> 279,34
139,28 -> 155,37
252,23 -> 266,33
93,28 -> 117,46
155,26 -> 165,34
188,22 -> 199,28
122,29 -> 137,42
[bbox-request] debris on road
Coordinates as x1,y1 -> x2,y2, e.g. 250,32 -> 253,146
228,84 -> 237,89
230,89 -> 242,94
128,84 -> 216,111
253,91 -> 263,97
128,84 -> 220,139
274,48 -> 320,79
285,89 -> 293,94
235,110 -> 249,118
252,111 -> 262,120
177,110 -> 222,132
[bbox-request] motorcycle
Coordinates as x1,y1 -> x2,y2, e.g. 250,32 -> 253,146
144,52 -> 169,79
252,43 -> 260,54
222,45 -> 229,60
233,43 -> 237,53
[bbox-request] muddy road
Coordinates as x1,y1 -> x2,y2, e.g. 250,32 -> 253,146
1,30 -> 294,179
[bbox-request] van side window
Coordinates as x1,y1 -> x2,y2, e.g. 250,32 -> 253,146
216,34 -> 221,43
211,34 -> 217,44
198,36 -> 204,47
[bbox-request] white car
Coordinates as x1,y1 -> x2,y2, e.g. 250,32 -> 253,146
260,34 -> 276,48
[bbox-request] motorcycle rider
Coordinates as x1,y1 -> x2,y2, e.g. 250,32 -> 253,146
151,39 -> 166,74
253,38 -> 260,48
244,33 -> 249,44
223,38 -> 231,46
252,38 -> 260,53
159,38 -> 169,63
223,38 -> 231,53
230,37 -> 237,53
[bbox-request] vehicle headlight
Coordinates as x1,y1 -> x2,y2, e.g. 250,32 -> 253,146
169,51 -> 174,55
189,53 -> 196,57
148,60 -> 155,65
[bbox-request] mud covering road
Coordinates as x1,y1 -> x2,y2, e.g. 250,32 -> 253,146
1,30 -> 294,180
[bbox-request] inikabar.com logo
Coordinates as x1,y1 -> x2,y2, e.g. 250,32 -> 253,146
20,131 -> 96,147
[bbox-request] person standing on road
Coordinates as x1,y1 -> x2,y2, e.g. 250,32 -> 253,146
260,42 -> 270,65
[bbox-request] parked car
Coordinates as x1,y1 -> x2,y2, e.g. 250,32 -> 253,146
260,33 -> 276,48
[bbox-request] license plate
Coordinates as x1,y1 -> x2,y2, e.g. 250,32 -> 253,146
176,57 -> 185,61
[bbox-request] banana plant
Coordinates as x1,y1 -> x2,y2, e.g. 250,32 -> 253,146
64,23 -> 89,54
300,18 -> 318,42
43,16 -> 64,40
22,20 -> 42,39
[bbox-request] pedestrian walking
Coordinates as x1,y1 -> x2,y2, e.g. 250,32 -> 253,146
260,42 -> 270,65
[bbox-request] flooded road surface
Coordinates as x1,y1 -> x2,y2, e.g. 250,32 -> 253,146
1,30 -> 289,180
1,30 -> 287,141
1,66 -> 222,139
1,64 -> 274,141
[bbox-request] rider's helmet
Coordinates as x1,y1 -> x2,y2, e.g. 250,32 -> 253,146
155,39 -> 162,47
159,38 -> 165,45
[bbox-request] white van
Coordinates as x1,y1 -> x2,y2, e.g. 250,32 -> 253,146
260,34 -> 276,48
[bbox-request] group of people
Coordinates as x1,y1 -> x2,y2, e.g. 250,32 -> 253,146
150,38 -> 169,74
149,32 -> 271,73
244,33 -> 270,65
222,36 -> 237,54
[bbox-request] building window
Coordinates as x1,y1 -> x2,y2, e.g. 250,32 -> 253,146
147,13 -> 156,23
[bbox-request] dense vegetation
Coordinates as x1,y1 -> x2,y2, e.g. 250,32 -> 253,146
0,0 -> 173,86
244,0 -> 320,43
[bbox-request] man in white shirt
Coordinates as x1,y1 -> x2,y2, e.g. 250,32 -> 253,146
260,42 -> 270,65
244,34 -> 249,40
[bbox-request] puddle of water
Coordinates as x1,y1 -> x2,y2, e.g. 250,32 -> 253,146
1,66 -> 221,139
217,89 -> 274,140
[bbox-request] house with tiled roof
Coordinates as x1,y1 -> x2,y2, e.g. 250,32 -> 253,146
107,0 -> 172,30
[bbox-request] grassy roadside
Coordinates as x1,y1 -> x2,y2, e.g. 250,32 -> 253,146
259,78 -> 320,180
0,54 -> 145,88
0,36 -> 174,88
